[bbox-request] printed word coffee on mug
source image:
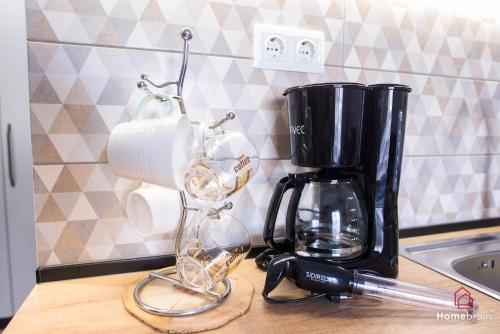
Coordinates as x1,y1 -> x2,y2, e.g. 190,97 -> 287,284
184,130 -> 259,204
233,154 -> 251,173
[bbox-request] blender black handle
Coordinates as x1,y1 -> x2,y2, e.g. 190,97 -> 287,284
263,176 -> 298,252
263,253 -> 326,304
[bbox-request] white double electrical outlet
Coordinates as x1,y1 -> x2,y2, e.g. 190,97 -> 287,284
253,24 -> 325,73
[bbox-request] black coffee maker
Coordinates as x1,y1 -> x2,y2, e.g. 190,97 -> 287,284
257,83 -> 411,285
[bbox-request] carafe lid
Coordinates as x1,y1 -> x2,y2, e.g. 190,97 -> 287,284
290,172 -> 354,183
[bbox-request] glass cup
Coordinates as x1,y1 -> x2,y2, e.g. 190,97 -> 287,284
176,209 -> 251,292
184,121 -> 259,204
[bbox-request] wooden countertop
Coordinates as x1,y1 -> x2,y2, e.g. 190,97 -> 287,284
5,226 -> 500,334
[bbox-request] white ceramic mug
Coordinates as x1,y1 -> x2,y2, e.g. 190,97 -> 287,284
108,115 -> 194,189
127,185 -> 182,237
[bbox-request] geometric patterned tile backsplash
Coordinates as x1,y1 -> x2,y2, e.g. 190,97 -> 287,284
26,0 -> 345,65
28,41 -> 343,163
25,0 -> 500,265
399,155 -> 500,227
344,68 -> 500,155
344,0 -> 500,79
34,157 -> 500,266
28,42 -> 500,163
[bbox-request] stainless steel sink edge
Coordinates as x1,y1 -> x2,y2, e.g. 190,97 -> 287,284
400,248 -> 500,301
403,235 -> 498,254
400,233 -> 500,301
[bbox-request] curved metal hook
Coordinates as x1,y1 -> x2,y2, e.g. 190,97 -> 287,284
208,112 -> 236,130
207,202 -> 233,218
138,27 -> 193,97
137,81 -> 168,101
178,27 -> 193,96
140,74 -> 177,89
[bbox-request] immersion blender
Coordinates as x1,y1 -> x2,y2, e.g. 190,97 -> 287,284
262,254 -> 478,314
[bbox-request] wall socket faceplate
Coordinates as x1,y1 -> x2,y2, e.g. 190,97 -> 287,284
253,24 -> 325,73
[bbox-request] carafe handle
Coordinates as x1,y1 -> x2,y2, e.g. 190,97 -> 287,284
263,175 -> 300,252
285,184 -> 304,248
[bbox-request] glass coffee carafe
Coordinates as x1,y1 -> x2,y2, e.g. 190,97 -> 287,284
263,173 -> 368,261
294,178 -> 368,259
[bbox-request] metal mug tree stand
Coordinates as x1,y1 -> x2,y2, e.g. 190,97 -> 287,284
132,27 -> 232,316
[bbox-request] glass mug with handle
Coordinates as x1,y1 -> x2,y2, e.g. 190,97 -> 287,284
184,112 -> 259,204
176,203 -> 251,292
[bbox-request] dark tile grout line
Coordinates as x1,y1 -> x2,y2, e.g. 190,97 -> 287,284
27,38 -> 248,60
404,153 -> 500,158
26,39 -> 500,84
33,161 -> 108,165
31,153 -> 500,167
341,0 -> 346,80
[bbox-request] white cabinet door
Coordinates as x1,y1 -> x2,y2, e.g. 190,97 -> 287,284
0,102 -> 13,317
0,0 -> 37,316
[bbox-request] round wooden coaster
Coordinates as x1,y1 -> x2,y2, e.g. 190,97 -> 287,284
122,268 -> 254,333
